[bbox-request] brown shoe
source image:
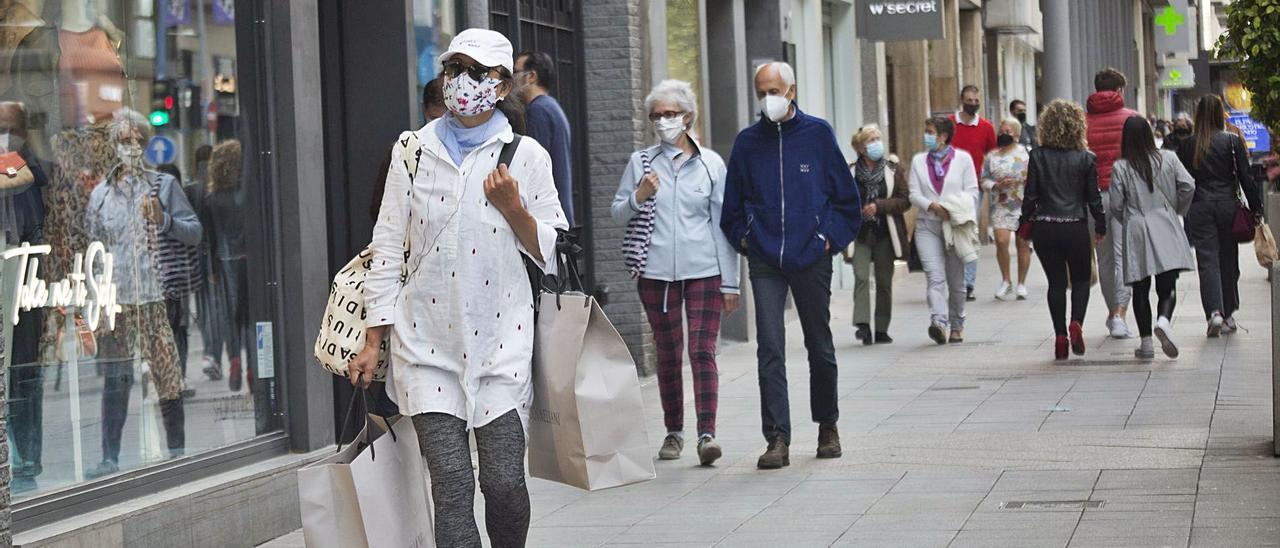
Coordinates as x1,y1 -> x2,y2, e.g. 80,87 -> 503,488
658,434 -> 683,460
817,423 -> 842,458
757,438 -> 790,469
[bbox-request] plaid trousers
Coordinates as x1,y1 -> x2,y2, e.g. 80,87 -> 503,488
638,276 -> 723,437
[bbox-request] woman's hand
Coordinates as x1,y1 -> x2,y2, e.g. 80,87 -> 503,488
862,202 -> 878,218
928,202 -> 950,221
636,172 -> 660,202
142,196 -> 165,225
348,326 -> 387,389
484,164 -> 523,216
723,293 -> 741,315
1094,232 -> 1106,245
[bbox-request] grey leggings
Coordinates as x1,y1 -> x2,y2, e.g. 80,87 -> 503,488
412,410 -> 530,548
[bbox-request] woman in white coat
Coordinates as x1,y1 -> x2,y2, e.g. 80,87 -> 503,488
909,116 -> 979,345
348,29 -> 567,547
1110,116 -> 1196,360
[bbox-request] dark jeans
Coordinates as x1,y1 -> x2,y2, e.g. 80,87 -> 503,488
1186,200 -> 1241,319
9,308 -> 44,478
1032,221 -> 1093,336
98,335 -> 186,464
1131,272 -> 1179,338
165,297 -> 190,376
748,254 -> 839,445
220,258 -> 250,359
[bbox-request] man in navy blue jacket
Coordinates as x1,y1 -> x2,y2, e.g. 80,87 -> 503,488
721,62 -> 861,469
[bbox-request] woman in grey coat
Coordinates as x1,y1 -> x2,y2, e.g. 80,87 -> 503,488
1109,116 -> 1195,360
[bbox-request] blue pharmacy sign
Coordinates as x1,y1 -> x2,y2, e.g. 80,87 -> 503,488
145,136 -> 177,166
1227,111 -> 1272,155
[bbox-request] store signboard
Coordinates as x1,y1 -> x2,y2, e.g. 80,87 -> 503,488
1154,0 -> 1197,59
162,0 -> 191,26
2,242 -> 121,330
214,0 -> 235,25
856,0 -> 945,41
1158,64 -> 1195,89
1228,111 -> 1273,154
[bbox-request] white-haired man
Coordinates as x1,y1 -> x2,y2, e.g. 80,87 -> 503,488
720,62 -> 862,469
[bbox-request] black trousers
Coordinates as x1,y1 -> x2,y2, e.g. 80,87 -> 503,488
165,297 -> 189,376
9,308 -> 44,478
1186,200 -> 1241,319
1032,221 -> 1093,336
1130,271 -> 1179,338
748,254 -> 839,445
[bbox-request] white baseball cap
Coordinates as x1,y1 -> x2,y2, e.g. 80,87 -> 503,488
437,29 -> 514,75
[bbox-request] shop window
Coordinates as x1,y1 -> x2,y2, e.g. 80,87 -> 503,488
666,0 -> 705,139
412,0 -> 456,125
0,0 -> 280,502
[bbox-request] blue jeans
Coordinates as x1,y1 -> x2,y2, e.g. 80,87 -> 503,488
747,254 -> 839,445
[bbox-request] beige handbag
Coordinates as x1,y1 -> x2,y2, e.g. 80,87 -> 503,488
0,152 -> 34,195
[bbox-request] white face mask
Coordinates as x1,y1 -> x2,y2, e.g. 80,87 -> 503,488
654,116 -> 685,144
761,94 -> 792,123
117,143 -> 143,167
1154,138 -> 1164,149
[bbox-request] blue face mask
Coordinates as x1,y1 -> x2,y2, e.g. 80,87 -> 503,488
866,141 -> 885,161
923,133 -> 938,151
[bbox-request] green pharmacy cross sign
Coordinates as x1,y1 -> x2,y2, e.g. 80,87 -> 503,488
1159,65 -> 1195,90
1156,5 -> 1185,36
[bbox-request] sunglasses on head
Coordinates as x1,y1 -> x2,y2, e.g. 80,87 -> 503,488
441,60 -> 502,83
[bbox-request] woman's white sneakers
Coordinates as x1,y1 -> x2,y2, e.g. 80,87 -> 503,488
1015,284 -> 1029,300
1154,316 -> 1179,358
995,280 -> 1013,301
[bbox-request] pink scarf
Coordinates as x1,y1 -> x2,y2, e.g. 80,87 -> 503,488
926,147 -> 955,194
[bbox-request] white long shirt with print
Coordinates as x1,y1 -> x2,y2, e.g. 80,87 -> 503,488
364,119 -> 567,429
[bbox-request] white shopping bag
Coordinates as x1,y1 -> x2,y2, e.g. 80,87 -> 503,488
299,413 -> 434,548
527,292 -> 656,491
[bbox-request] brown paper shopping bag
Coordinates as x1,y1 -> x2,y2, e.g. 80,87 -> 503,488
527,292 -> 656,491
298,393 -> 434,548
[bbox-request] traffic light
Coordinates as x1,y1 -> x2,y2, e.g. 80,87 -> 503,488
150,80 -> 175,126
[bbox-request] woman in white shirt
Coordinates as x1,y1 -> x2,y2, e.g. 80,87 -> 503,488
348,29 -> 567,547
909,116 -> 979,345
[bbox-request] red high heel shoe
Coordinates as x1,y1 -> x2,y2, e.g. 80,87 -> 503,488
1055,336 -> 1069,361
1069,321 -> 1086,356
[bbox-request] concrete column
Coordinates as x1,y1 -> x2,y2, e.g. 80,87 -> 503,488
583,0 -> 656,374
1040,0 -> 1072,101
929,0 -> 962,113
706,0 -> 755,342
959,8 -> 986,95
464,0 -> 490,29
886,41 -> 931,163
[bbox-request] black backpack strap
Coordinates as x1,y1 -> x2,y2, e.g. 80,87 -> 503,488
498,135 -> 522,169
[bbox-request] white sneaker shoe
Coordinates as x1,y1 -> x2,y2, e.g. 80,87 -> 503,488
1015,284 -> 1029,300
1107,315 -> 1133,339
1154,316 -> 1179,358
995,280 -> 1013,301
1221,316 -> 1238,334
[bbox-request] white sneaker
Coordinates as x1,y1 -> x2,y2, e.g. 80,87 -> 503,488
1015,284 -> 1029,300
1221,316 -> 1238,334
994,280 -> 1013,301
1154,316 -> 1179,358
1107,315 -> 1133,339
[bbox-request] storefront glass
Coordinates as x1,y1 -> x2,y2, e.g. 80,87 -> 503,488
666,0 -> 705,138
0,0 -> 280,501
412,0 -> 455,124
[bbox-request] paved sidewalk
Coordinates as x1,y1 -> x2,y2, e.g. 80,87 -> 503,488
264,247 -> 1279,547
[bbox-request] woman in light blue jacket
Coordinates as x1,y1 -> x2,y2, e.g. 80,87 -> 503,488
612,79 -> 740,467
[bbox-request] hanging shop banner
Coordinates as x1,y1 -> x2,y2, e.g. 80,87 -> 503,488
213,0 -> 235,25
3,242 -> 121,331
1157,64 -> 1195,90
1228,111 -> 1272,155
1153,0 -> 1197,60
855,0 -> 945,41
162,0 -> 191,27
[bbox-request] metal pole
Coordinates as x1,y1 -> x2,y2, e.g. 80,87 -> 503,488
1040,0 -> 1072,101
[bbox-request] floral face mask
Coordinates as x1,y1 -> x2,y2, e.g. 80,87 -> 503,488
443,74 -> 504,117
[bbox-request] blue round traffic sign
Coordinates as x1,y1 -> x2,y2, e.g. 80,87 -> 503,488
145,136 -> 177,165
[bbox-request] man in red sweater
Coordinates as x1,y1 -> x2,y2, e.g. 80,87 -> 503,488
1086,68 -> 1139,339
950,85 -> 997,300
